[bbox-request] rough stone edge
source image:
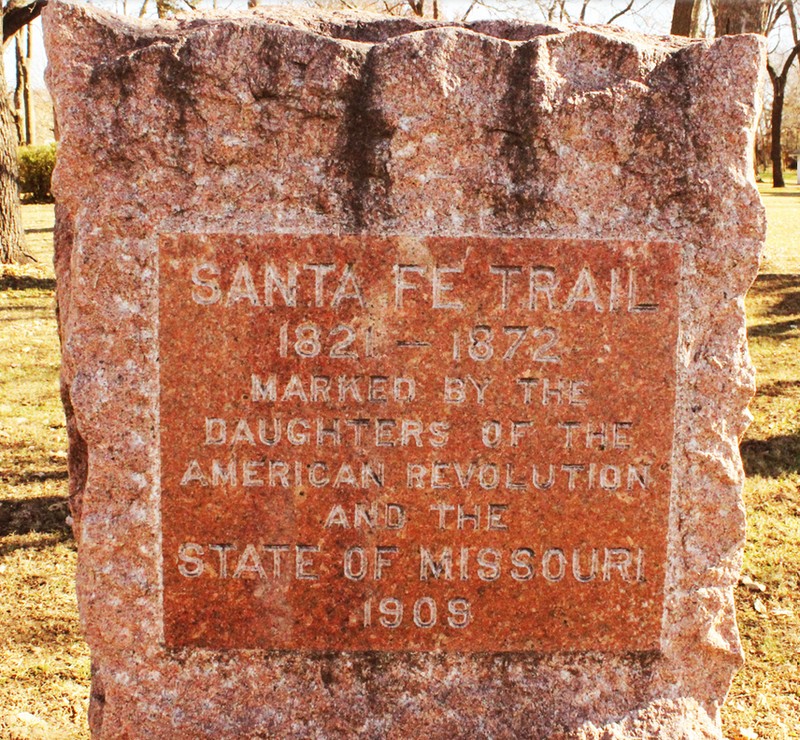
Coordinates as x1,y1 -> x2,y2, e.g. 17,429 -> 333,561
42,2 -> 767,737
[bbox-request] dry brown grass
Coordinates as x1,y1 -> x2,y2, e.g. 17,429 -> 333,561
0,205 -> 89,740
758,178 -> 800,273
1,192 -> 798,738
722,181 -> 800,736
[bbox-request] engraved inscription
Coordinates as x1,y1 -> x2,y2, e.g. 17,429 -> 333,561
159,235 -> 680,652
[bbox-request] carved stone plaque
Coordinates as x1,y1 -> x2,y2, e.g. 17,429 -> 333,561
159,234 -> 679,652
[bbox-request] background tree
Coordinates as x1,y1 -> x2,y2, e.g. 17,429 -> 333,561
458,0 -> 644,25
0,0 -> 46,263
764,0 -> 799,186
783,69 -> 800,165
138,0 -> 197,19
711,0 -> 769,34
12,32 -> 24,143
14,24 -> 34,145
312,0 -> 439,17
671,0 -> 701,36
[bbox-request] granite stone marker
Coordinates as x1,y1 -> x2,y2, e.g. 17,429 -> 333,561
44,2 -> 765,737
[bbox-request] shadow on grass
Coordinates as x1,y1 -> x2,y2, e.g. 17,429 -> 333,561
757,379 -> 800,398
0,495 -> 72,538
747,275 -> 800,337
2,469 -> 69,485
748,318 -> 800,338
742,379 -> 800,477
0,530 -> 73,556
750,274 -> 800,294
741,434 -> 800,477
0,273 -> 56,291
771,290 -> 800,316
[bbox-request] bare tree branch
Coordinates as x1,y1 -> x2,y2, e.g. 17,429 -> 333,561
781,39 -> 800,77
538,0 -> 557,22
765,0 -> 800,187
787,0 -> 798,43
607,0 -> 635,25
764,0 -> 785,35
3,0 -> 48,44
461,0 -> 478,21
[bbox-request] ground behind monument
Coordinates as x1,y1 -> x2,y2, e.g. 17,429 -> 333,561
0,188 -> 798,739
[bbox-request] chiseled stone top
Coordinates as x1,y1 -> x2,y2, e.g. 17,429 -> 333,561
44,1 -> 765,737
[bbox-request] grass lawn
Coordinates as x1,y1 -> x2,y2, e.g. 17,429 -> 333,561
0,183 -> 798,738
0,205 -> 90,739
723,179 -> 800,740
757,171 -> 800,273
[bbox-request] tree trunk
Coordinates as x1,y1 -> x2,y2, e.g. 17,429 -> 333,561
24,25 -> 34,145
671,0 -> 700,37
0,24 -> 27,264
770,73 -> 785,187
712,0 -> 768,35
13,35 -> 24,144
767,42 -> 800,189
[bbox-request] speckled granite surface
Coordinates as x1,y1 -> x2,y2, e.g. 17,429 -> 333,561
44,1 -> 765,736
